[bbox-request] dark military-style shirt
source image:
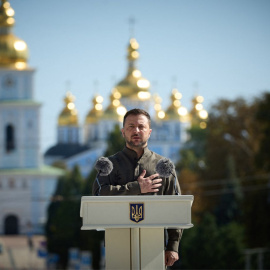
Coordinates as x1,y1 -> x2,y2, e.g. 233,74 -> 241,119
92,146 -> 182,252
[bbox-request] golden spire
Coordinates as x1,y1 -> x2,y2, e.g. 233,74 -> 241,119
114,38 -> 151,100
0,0 -> 28,69
58,92 -> 79,126
85,94 -> 104,124
190,95 -> 208,128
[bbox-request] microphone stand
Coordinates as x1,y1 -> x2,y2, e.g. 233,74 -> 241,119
95,171 -> 102,196
171,172 -> 180,195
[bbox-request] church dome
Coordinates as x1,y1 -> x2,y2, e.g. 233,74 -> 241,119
58,92 -> 79,126
114,38 -> 151,100
85,94 -> 104,124
0,0 -> 28,69
190,95 -> 208,128
164,89 -> 183,120
102,88 -> 126,121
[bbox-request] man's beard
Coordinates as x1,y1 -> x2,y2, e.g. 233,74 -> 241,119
124,135 -> 148,148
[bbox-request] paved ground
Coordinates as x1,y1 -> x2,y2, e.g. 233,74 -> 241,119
0,235 -> 46,270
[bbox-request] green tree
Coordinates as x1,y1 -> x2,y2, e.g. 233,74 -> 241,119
255,92 -> 270,171
45,165 -> 83,269
177,213 -> 245,269
176,93 -> 270,268
104,124 -> 125,156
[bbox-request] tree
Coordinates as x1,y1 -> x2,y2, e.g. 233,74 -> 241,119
176,93 -> 270,267
176,213 -> 245,269
104,124 -> 125,156
255,92 -> 270,171
45,165 -> 83,269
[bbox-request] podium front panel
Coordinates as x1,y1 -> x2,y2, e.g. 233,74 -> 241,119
80,195 -> 193,230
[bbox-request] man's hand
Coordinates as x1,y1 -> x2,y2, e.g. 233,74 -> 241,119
137,170 -> 162,193
165,251 -> 179,267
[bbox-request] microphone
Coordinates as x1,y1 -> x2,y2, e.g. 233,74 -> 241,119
155,158 -> 180,195
95,157 -> 113,176
94,157 -> 113,195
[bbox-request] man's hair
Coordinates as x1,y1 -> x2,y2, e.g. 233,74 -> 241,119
123,108 -> 151,127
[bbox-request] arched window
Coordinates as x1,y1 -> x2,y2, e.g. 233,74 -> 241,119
5,124 -> 15,152
4,215 -> 19,235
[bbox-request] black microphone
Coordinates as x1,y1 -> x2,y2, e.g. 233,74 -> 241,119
155,158 -> 180,195
94,157 -> 113,196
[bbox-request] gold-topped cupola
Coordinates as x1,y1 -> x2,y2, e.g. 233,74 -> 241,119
85,94 -> 104,124
114,38 -> 151,101
164,89 -> 182,120
153,94 -> 166,120
102,88 -> 127,121
58,92 -> 79,126
190,95 -> 208,128
0,0 -> 29,69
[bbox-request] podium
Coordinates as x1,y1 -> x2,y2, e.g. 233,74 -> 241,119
80,195 -> 193,270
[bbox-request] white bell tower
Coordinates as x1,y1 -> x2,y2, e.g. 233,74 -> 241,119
0,69 -> 42,168
0,0 -> 63,235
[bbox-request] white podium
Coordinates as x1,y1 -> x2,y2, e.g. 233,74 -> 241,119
80,195 -> 193,270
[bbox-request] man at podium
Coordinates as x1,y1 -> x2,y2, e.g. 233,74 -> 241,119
92,108 -> 182,267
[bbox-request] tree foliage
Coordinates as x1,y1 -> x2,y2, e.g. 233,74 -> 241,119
45,165 -> 83,269
176,213 -> 245,269
177,92 -> 270,268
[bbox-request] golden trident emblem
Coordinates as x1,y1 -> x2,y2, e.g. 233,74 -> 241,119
130,203 -> 144,223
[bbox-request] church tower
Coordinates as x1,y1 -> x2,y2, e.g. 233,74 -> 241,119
114,38 -> 151,111
0,0 -> 41,168
57,91 -> 80,144
0,0 -> 63,235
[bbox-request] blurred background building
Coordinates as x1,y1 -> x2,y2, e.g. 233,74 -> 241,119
0,0 -> 208,235
1,1 -> 270,269
0,0 -> 63,235
44,37 -> 209,177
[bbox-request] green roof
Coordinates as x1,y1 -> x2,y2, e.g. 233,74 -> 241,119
0,100 -> 41,106
0,165 -> 65,176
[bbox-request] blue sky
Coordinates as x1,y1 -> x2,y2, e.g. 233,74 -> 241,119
10,0 -> 270,152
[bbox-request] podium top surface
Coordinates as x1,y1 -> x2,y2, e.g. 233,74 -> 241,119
80,195 -> 194,229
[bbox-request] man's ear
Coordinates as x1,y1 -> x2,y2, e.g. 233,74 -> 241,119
121,128 -> 124,137
149,129 -> 152,137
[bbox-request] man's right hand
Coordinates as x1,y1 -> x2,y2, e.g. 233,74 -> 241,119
137,170 -> 162,193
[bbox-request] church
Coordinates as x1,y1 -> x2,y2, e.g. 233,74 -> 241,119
0,0 -> 63,235
44,39 -> 208,177
0,0 -> 208,235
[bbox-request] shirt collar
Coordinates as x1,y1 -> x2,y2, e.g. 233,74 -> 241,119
123,146 -> 151,162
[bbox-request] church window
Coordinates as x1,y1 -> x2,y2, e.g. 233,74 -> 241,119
5,124 -> 16,152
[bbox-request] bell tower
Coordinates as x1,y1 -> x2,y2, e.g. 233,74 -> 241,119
0,0 -> 41,168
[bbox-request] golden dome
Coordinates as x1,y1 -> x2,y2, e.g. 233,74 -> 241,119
58,92 -> 79,126
190,95 -> 208,127
0,0 -> 28,69
102,89 -> 126,121
164,89 -> 183,120
85,94 -> 104,124
153,94 -> 165,120
114,38 -> 151,99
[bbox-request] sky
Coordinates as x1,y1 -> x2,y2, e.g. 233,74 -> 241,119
10,0 -> 270,152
